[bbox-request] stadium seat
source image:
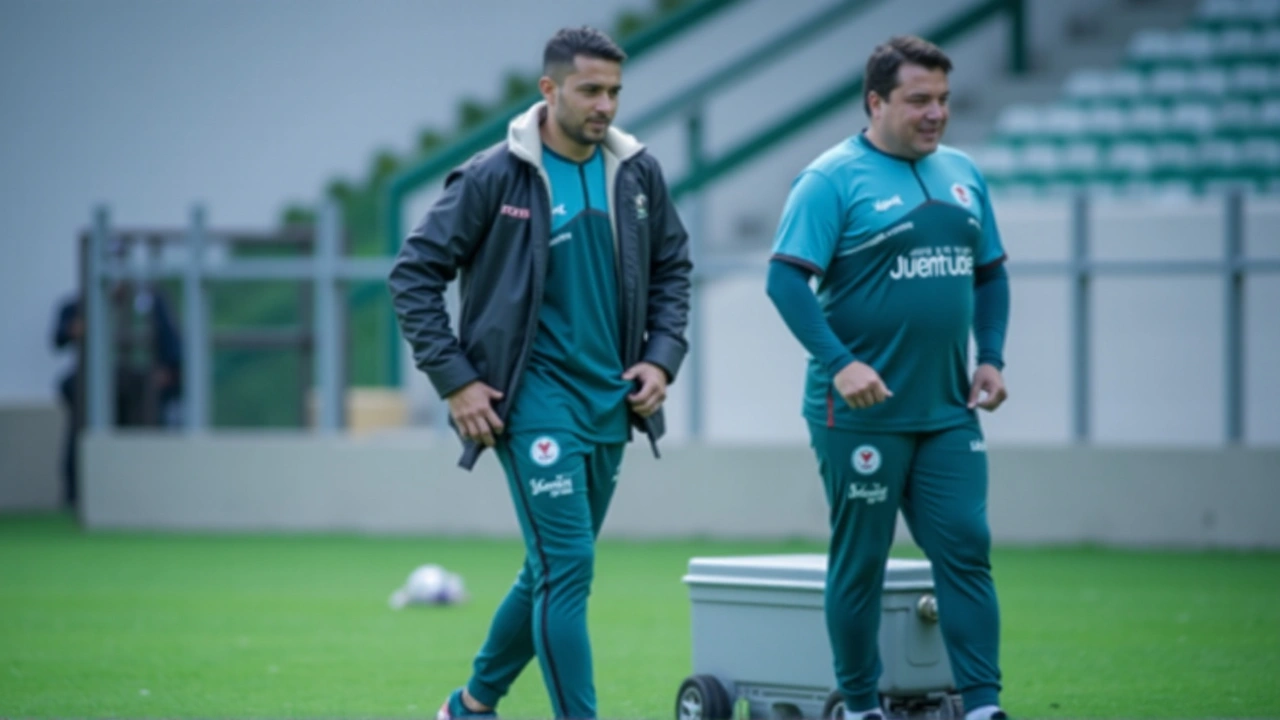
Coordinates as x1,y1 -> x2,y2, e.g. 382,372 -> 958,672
1129,104 -> 1172,138
1106,142 -> 1156,183
1195,0 -> 1280,31
1019,143 -> 1063,182
1261,97 -> 1280,127
1058,142 -> 1105,184
1230,63 -> 1274,96
994,104 -> 1043,143
1169,102 -> 1218,138
1217,99 -> 1261,136
1152,140 -> 1198,181
1083,105 -> 1129,141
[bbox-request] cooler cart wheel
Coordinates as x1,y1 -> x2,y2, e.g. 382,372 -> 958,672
821,690 -> 843,720
944,693 -> 965,720
824,691 -> 892,720
675,674 -> 732,720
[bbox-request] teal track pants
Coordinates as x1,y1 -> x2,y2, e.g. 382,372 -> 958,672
464,432 -> 624,720
808,418 -> 1002,713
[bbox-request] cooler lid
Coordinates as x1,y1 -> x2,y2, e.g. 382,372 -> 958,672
682,554 -> 934,592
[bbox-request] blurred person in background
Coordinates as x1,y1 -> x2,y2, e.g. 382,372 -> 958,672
52,295 -> 85,510
388,26 -> 691,720
51,284 -> 183,511
766,35 -> 1012,720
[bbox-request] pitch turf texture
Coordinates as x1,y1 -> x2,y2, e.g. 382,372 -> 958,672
1,515 -> 1277,719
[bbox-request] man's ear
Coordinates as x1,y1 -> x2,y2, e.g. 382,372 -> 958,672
867,91 -> 884,117
538,76 -> 557,104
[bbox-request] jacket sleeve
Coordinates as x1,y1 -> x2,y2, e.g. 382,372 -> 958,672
641,158 -> 693,382
387,166 -> 492,400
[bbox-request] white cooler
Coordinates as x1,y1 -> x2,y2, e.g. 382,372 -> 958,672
675,554 -> 962,720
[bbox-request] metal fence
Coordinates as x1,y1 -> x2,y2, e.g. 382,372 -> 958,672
83,191 -> 1280,443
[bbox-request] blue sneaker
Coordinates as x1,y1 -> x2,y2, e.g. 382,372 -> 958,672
436,687 -> 497,720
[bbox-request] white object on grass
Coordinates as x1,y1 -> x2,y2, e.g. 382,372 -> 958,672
389,564 -> 468,609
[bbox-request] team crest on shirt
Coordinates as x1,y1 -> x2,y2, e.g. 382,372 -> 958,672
950,183 -> 973,207
530,436 -> 560,467
634,193 -> 648,220
852,444 -> 882,475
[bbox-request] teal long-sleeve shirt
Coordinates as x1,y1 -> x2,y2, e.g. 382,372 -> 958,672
765,257 -> 1010,384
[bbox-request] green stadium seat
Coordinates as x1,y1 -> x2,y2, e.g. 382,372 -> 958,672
1195,0 -> 1280,31
1188,66 -> 1232,98
1262,28 -> 1280,54
1130,29 -> 1217,68
1230,63 -> 1274,96
1063,69 -> 1110,102
1198,138 -> 1244,176
967,144 -> 1019,185
1217,99 -> 1262,136
1058,142 -> 1105,184
1261,97 -> 1280,127
1042,106 -> 1089,142
1168,102 -> 1218,138
994,104 -> 1043,143
1105,142 -> 1156,184
1018,143 -> 1063,182
1083,104 -> 1129,141
1152,140 -> 1199,182
1065,69 -> 1146,105
1128,103 -> 1172,139
1149,67 -> 1192,99
1241,136 -> 1280,175
1217,27 -> 1256,58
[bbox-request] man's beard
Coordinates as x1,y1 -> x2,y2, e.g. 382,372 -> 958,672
557,112 -> 606,146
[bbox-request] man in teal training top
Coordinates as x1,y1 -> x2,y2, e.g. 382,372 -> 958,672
389,26 -> 692,720
765,35 -> 1012,720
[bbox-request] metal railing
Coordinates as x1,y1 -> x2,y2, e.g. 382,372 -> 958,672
83,191 -> 1280,445
83,202 -> 377,433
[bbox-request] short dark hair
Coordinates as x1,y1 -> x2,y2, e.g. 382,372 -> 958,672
863,36 -> 952,114
543,26 -> 627,81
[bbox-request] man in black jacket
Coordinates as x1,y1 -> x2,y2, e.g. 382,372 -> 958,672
388,26 -> 692,720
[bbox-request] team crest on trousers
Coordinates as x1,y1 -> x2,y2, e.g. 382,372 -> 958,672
852,444 -> 881,475
531,436 -> 560,467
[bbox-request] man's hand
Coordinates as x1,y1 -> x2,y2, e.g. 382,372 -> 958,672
968,363 -> 1008,411
623,362 -> 667,418
834,361 -> 893,409
447,381 -> 505,447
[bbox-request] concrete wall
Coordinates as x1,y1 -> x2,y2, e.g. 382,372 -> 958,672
82,431 -> 1280,548
0,403 -> 64,511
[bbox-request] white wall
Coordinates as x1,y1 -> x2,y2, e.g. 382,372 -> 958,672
81,431 -> 1280,548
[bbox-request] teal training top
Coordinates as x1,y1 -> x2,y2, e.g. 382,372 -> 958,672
770,132 -> 1007,432
507,145 -> 631,442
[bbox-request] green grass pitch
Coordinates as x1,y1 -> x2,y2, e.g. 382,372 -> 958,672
1,514 -> 1277,719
